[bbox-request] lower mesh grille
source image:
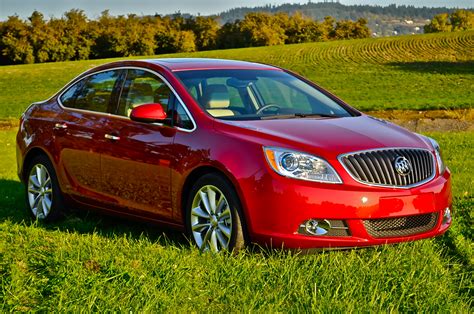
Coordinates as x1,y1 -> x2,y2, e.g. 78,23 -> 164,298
363,213 -> 438,238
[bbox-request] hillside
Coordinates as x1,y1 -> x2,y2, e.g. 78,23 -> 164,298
218,2 -> 473,36
0,31 -> 472,119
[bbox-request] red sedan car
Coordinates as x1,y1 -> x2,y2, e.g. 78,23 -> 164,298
16,58 -> 452,252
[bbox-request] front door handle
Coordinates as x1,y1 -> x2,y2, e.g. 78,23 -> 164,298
105,134 -> 120,141
54,123 -> 68,130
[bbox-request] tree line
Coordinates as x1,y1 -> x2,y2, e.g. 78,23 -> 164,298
424,10 -> 474,33
0,10 -> 370,65
220,3 -> 463,23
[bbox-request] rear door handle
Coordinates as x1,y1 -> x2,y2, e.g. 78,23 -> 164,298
54,123 -> 68,130
105,134 -> 120,141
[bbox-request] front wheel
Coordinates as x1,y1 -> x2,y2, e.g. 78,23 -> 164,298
186,173 -> 246,253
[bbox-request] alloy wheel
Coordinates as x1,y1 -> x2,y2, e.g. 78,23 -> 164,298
27,164 -> 53,219
190,185 -> 232,252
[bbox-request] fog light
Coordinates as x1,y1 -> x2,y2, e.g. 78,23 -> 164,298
304,219 -> 331,235
298,219 -> 350,237
442,207 -> 451,225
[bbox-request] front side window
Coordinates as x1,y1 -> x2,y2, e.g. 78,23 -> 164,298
174,102 -> 194,130
116,69 -> 172,117
61,70 -> 121,113
175,69 -> 353,120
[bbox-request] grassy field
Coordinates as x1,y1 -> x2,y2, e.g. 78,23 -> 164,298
1,31 -> 473,311
0,128 -> 472,311
0,31 -> 473,120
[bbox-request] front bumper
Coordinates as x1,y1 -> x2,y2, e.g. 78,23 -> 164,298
241,169 -> 452,249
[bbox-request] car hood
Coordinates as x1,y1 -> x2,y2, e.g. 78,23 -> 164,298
219,115 -> 431,158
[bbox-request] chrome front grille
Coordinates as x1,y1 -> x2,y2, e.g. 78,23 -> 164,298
363,213 -> 439,238
339,148 -> 435,188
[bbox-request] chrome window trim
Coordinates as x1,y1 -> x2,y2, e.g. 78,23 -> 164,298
337,147 -> 436,189
56,66 -> 197,133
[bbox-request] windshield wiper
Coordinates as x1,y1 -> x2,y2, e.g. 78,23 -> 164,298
261,113 -> 340,120
293,113 -> 340,118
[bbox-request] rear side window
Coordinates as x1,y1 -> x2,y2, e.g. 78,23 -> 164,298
60,70 -> 121,113
59,81 -> 82,108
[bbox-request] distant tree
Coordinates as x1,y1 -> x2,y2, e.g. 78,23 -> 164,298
154,16 -> 178,54
450,10 -> 474,31
189,16 -> 219,50
321,16 -> 336,40
122,15 -> 156,56
424,13 -> 451,33
27,11 -> 51,62
175,30 -> 196,52
239,12 -> 287,46
352,18 -> 371,39
425,10 -> 473,33
62,9 -> 94,60
0,15 -> 34,64
90,10 -> 123,58
216,21 -> 246,49
283,12 -> 323,44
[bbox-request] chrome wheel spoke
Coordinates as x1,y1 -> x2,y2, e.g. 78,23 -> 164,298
191,206 -> 210,219
42,196 -> 52,214
216,196 -> 226,215
210,230 -> 219,252
28,187 -> 40,194
29,176 -> 41,189
218,224 -> 231,239
218,207 -> 231,220
207,188 -> 217,214
36,166 -> 45,185
36,195 -> 44,216
199,191 -> 212,216
201,226 -> 213,251
32,194 -> 42,209
215,229 -> 228,248
192,223 -> 210,232
43,176 -> 51,187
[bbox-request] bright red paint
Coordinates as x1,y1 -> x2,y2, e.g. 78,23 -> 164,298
130,103 -> 167,123
16,58 -> 452,249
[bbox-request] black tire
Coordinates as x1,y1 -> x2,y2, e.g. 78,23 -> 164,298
185,173 -> 246,252
24,154 -> 64,222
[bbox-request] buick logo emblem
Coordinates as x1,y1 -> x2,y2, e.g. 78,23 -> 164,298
394,156 -> 412,176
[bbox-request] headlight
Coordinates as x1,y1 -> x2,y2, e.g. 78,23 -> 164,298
263,147 -> 342,184
427,137 -> 446,175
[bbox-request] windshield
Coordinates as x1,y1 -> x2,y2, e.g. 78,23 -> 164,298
175,69 -> 354,120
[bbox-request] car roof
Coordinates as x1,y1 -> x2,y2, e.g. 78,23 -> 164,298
143,58 -> 280,72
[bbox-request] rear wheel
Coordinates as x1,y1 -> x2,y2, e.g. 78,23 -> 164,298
186,173 -> 246,253
25,155 -> 64,221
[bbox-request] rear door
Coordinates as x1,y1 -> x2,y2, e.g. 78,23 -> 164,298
53,69 -> 123,204
100,68 -> 176,220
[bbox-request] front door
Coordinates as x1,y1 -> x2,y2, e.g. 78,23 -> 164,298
100,68 -> 176,220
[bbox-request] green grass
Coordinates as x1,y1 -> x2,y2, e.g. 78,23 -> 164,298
0,128 -> 472,311
0,31 -> 473,120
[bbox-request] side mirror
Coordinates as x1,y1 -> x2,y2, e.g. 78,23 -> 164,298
130,103 -> 167,123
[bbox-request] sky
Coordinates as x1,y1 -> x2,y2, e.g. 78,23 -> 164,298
1,0 -> 473,20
